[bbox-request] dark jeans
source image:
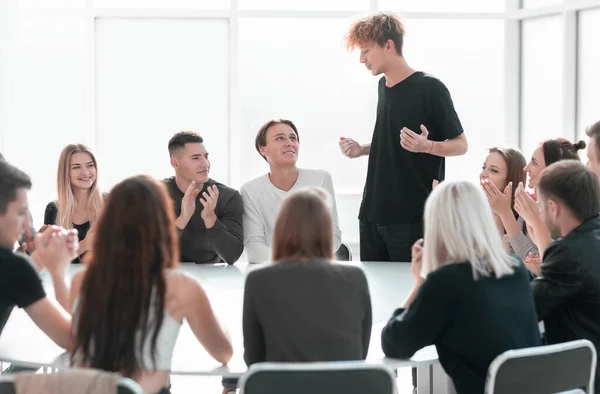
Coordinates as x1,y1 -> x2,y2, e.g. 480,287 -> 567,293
359,221 -> 424,262
222,377 -> 237,391
360,220 -> 423,388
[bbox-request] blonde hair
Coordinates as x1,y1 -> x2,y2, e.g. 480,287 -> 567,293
56,144 -> 103,229
272,186 -> 333,262
422,180 -> 517,279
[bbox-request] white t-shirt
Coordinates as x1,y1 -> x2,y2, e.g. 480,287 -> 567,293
240,168 -> 342,263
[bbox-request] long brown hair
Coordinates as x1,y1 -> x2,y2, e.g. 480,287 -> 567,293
72,175 -> 179,377
56,144 -> 103,229
272,187 -> 333,262
489,147 -> 527,216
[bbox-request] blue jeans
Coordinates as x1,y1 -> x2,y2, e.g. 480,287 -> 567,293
359,221 -> 423,262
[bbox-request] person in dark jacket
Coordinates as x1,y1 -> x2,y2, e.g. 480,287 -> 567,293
163,131 -> 243,264
532,160 -> 600,393
381,180 -> 541,394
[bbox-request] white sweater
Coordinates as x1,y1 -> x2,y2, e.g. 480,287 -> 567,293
240,168 -> 342,263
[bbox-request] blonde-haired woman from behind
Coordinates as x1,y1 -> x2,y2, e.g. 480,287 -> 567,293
381,180 -> 541,394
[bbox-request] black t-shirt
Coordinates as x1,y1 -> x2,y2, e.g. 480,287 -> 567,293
44,201 -> 90,264
0,246 -> 46,335
359,72 -> 464,224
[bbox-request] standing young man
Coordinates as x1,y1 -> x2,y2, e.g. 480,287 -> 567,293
341,12 -> 468,263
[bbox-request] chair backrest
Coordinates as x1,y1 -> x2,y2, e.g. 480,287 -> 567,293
0,372 -> 144,394
238,361 -> 396,394
335,242 -> 352,261
485,339 -> 597,394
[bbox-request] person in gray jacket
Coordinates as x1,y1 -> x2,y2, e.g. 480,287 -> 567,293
243,186 -> 372,364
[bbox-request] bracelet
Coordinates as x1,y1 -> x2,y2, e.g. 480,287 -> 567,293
428,140 -> 434,155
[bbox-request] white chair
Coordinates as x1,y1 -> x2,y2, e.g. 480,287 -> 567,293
0,370 -> 145,394
485,339 -> 597,394
238,361 -> 396,394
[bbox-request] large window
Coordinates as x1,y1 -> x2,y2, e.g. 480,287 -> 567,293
3,13 -> 87,223
18,0 -> 85,7
380,0 -> 504,12
577,8 -> 600,140
520,15 -> 563,158
521,0 -> 563,8
238,18 -> 376,191
93,0 -> 228,9
239,0 -> 368,11
402,19 -> 505,182
0,0 -> 510,244
95,18 -> 229,189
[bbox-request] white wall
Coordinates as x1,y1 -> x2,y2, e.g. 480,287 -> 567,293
577,8 -> 600,141
0,1 -> 509,247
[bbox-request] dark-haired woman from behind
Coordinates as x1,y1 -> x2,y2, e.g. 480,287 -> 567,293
515,138 -> 586,263
243,186 -> 372,365
69,175 -> 233,394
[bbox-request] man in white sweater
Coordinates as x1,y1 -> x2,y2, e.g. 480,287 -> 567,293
240,119 -> 342,263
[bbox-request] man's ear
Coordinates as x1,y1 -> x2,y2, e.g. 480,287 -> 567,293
170,157 -> 178,170
386,39 -> 394,52
547,199 -> 559,220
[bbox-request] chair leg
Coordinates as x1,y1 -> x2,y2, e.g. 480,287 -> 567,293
431,363 -> 455,394
416,365 -> 431,394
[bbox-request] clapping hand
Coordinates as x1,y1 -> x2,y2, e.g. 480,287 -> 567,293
410,239 -> 424,283
200,185 -> 219,229
481,180 -> 513,216
514,182 -> 541,225
31,226 -> 78,273
181,181 -> 201,221
524,253 -> 542,275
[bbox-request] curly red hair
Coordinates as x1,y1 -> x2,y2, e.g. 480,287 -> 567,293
344,12 -> 405,55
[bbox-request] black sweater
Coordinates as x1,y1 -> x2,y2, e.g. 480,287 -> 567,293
163,177 -> 244,264
381,261 -> 541,394
532,216 -> 600,393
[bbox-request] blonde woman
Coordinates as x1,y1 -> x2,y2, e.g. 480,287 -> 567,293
44,144 -> 104,263
381,181 -> 541,394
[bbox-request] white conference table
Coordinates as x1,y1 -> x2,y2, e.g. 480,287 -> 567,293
0,261 -> 455,394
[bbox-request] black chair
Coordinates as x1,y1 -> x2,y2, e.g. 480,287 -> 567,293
0,370 -> 145,394
238,361 -> 396,394
335,242 -> 353,261
484,339 -> 597,394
